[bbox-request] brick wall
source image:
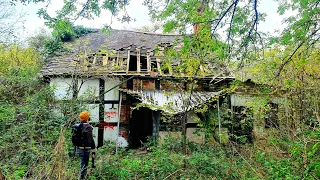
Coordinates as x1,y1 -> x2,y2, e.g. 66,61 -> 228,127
120,104 -> 130,124
142,79 -> 155,90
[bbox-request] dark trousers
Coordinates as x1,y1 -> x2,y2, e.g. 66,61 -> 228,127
76,148 -> 91,180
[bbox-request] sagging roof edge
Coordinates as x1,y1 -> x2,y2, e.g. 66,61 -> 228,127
40,73 -> 236,82
127,90 -> 225,115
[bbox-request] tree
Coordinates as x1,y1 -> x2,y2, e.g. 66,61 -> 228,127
0,0 -> 25,44
144,0 -> 319,77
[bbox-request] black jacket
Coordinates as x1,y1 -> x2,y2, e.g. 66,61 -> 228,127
72,123 -> 96,149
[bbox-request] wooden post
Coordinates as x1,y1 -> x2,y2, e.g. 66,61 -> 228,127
103,55 -> 108,66
126,49 -> 130,73
147,52 -> 151,72
83,59 -> 88,71
156,58 -> 162,75
118,51 -> 123,68
119,57 -> 123,69
111,58 -> 115,69
93,55 -> 97,65
116,51 -> 119,66
137,48 -> 141,73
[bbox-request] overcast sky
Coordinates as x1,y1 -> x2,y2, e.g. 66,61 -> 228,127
15,0 -> 287,37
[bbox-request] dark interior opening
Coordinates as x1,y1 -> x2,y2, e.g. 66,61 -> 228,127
265,103 -> 279,128
230,106 -> 253,144
122,58 -> 127,68
163,64 -> 169,74
129,107 -> 153,148
141,56 -> 147,71
129,55 -> 137,71
151,60 -> 157,72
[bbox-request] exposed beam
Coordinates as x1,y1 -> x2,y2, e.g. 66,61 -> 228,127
126,49 -> 130,73
137,48 -> 141,73
147,52 -> 151,72
119,57 -> 123,68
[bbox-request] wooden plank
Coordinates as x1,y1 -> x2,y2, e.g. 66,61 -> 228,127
126,50 -> 130,73
137,48 -> 141,73
147,52 -> 151,72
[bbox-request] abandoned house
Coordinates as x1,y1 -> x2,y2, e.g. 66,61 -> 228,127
40,29 -> 281,148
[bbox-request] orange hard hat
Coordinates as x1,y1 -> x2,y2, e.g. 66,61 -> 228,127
79,111 -> 90,122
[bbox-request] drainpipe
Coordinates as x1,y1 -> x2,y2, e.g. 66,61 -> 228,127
116,93 -> 123,154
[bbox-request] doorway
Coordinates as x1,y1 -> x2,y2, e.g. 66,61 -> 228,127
129,107 -> 153,148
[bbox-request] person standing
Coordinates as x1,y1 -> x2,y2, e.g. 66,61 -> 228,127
72,111 -> 96,180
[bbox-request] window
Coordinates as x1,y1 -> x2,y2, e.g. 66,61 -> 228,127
140,56 -> 148,71
231,106 -> 253,143
129,55 -> 137,71
151,58 -> 157,72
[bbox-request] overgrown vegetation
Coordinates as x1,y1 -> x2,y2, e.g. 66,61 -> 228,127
0,0 -> 319,179
28,25 -> 98,57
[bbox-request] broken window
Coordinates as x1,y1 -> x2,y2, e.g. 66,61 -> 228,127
95,55 -> 103,65
87,55 -> 94,63
163,66 -> 169,74
129,55 -> 137,71
140,56 -> 148,71
151,58 -> 157,72
265,103 -> 279,128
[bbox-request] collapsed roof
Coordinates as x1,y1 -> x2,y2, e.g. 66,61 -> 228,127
120,89 -> 221,114
41,29 -> 183,76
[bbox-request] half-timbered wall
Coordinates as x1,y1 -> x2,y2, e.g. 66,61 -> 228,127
50,77 -> 128,148
50,78 -> 73,100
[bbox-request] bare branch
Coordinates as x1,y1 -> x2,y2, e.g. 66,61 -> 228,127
227,0 -> 239,54
275,29 -> 319,77
247,0 -> 258,38
72,0 -> 91,24
212,0 -> 238,32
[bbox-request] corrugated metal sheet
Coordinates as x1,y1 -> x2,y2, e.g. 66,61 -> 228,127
138,90 -> 221,114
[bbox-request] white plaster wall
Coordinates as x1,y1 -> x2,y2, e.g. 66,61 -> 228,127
77,79 -> 100,100
186,128 -> 205,144
104,104 -> 119,122
103,126 -> 118,142
82,104 -> 99,123
187,111 -> 200,123
50,78 -> 73,100
231,94 -> 282,107
231,94 -> 252,107
104,78 -> 120,101
158,130 -> 205,144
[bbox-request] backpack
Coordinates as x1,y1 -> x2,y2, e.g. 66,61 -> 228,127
72,123 -> 94,147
